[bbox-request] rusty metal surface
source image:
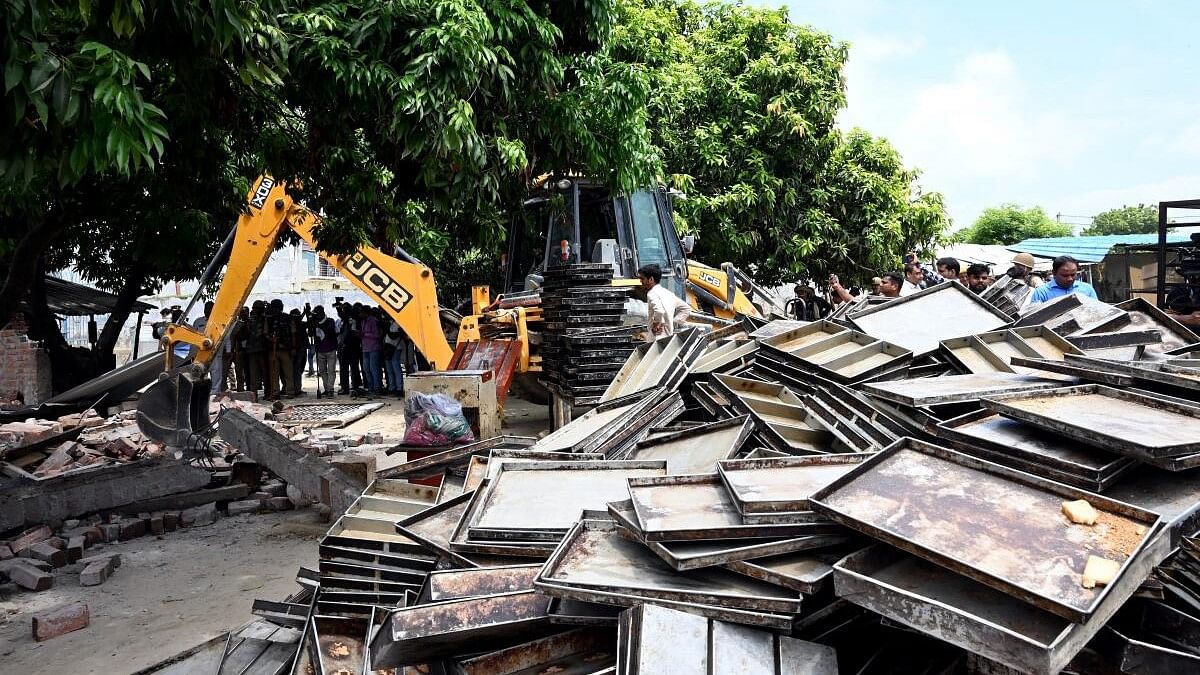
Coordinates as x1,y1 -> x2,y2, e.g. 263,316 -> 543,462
1113,297 -> 1200,356
395,490 -> 479,567
724,548 -> 851,595
1061,354 -> 1200,394
482,449 -> 607,482
982,384 -> 1200,458
716,455 -> 872,514
426,564 -> 542,601
312,615 -> 368,675
453,627 -> 616,675
625,474 -> 842,542
622,416 -> 753,474
643,536 -> 849,572
832,539 -> 1168,675
763,325 -> 913,384
536,519 -> 804,613
370,591 -> 553,668
811,438 -> 1165,622
849,282 -> 1010,356
710,374 -> 843,454
465,460 -> 667,541
1105,466 -> 1200,546
617,603 -> 838,675
379,436 -> 537,476
548,598 -> 625,626
448,484 -> 559,559
934,408 -> 1136,490
861,373 -> 1070,407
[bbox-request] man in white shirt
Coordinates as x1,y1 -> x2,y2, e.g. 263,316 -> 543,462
900,263 -> 924,297
638,264 -> 691,341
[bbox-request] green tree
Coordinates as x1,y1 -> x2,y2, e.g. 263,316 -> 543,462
1082,204 -> 1158,236
605,0 -> 950,285
959,204 -> 1072,245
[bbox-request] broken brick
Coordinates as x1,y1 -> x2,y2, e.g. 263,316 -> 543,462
163,511 -> 180,532
149,513 -> 165,536
0,560 -> 54,591
66,536 -> 85,563
32,602 -> 89,641
82,526 -> 103,547
79,559 -> 115,586
118,518 -> 145,541
78,552 -> 121,569
8,525 -> 52,554
44,536 -> 66,550
26,541 -> 67,568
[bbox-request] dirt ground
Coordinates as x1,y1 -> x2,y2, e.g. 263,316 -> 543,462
0,379 -> 552,674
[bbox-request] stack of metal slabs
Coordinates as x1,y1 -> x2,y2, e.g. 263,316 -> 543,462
710,373 -> 847,455
982,384 -> 1200,467
979,275 -> 1033,318
616,603 -> 838,674
940,327 -> 1083,375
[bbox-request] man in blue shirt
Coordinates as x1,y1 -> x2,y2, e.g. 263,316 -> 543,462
1029,255 -> 1098,303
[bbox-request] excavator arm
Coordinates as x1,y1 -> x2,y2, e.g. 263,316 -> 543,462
139,175 -> 454,448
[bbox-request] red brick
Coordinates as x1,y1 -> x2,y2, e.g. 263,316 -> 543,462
0,560 -> 54,591
66,536 -> 85,563
118,519 -> 145,541
79,559 -> 114,586
163,511 -> 180,532
8,525 -> 52,554
32,603 -> 89,641
82,526 -> 103,547
25,541 -> 66,568
149,514 -> 164,536
78,552 -> 121,569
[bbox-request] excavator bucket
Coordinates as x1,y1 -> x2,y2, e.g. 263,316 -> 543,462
136,367 -> 213,449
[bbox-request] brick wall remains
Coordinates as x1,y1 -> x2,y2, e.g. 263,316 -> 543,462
0,313 -> 52,405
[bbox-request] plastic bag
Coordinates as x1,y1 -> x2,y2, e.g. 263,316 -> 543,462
403,393 -> 475,446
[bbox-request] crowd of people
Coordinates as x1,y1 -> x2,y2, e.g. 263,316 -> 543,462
795,252 -> 1098,321
157,299 -> 422,400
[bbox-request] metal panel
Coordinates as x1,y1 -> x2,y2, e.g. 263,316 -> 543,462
1015,293 -> 1128,335
832,541 -> 1168,675
1104,466 -> 1200,547
934,408 -> 1136,491
1112,297 -> 1200,356
849,281 -> 1010,356
427,564 -> 542,601
810,438 -> 1165,622
617,604 -> 837,675
622,416 -> 754,474
1009,325 -> 1085,360
716,455 -> 872,515
939,336 -> 1015,374
724,548 -> 852,594
536,519 -> 804,613
982,384 -> 1200,459
644,536 -> 850,572
379,436 -> 537,479
370,591 -> 553,668
451,627 -> 616,675
861,373 -> 1070,408
464,460 -> 667,542
395,490 -> 480,567
625,474 -> 842,542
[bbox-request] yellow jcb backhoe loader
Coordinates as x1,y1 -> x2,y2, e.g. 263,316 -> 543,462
136,175 -> 526,449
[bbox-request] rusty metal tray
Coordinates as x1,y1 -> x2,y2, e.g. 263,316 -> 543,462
759,320 -> 848,354
983,384 -> 1200,459
811,438 -> 1165,622
621,415 -> 753,474
939,336 -> 1015,374
1062,354 -> 1200,394
311,615 -> 368,675
536,519 -> 804,613
379,435 -> 537,478
463,460 -> 667,542
425,564 -> 542,602
716,455 -> 872,515
862,373 -> 1070,407
768,330 -> 914,385
849,281 -> 1011,356
322,514 -> 428,557
725,547 -> 853,594
832,539 -> 1169,675
448,485 -> 558,559
1110,297 -> 1200,355
1105,466 -> 1200,547
395,490 -> 479,567
1007,356 -> 1135,386
692,338 -> 759,375
625,474 -> 843,542
1010,324 -> 1086,360
547,598 -> 625,626
616,603 -> 838,675
532,389 -> 663,454
934,408 -> 1136,491
1015,293 -> 1128,335
476,449 -> 607,485
369,591 -> 553,668
451,627 -> 616,675
710,374 -> 849,454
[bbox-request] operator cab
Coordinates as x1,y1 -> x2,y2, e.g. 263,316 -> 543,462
504,178 -> 688,298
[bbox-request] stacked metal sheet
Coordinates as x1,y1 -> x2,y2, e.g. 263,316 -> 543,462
538,263 -> 637,403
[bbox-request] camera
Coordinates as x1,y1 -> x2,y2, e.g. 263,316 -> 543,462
1170,233 -> 1200,279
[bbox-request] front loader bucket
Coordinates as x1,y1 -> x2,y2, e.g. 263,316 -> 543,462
136,367 -> 212,448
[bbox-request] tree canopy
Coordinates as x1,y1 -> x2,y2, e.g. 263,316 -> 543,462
957,203 -> 1072,245
1081,204 -> 1158,236
608,0 -> 949,285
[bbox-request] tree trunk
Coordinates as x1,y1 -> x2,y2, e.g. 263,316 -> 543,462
0,217 -> 68,329
95,269 -> 147,358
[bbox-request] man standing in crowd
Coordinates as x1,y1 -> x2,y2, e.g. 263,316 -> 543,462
1030,255 -> 1098,303
901,263 -> 924,296
965,264 -> 991,294
266,299 -> 294,400
638,264 -> 691,341
936,257 -> 961,284
289,308 -> 308,396
311,305 -> 338,397
361,306 -> 383,396
246,300 -> 268,398
337,302 -> 363,395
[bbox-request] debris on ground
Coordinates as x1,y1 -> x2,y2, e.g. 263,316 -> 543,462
186,282 -> 1200,674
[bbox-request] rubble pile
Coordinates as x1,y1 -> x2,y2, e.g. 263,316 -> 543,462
158,283 -> 1200,672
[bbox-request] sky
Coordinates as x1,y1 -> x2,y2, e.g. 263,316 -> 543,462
763,0 -> 1200,231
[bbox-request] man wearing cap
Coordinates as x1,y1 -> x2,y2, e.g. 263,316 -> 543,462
1030,255 -> 1098,304
1009,252 -> 1043,288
